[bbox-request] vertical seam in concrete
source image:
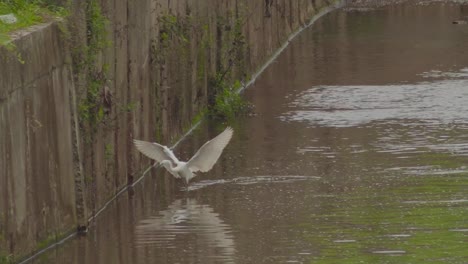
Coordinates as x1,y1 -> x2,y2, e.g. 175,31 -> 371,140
126,0 -> 133,185
68,62 -> 87,228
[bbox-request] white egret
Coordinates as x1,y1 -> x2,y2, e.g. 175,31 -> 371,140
134,127 -> 233,184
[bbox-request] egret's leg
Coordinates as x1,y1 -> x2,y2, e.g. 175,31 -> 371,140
184,178 -> 190,191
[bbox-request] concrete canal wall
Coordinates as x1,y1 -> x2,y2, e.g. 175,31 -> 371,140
0,0 -> 341,260
0,22 -> 78,260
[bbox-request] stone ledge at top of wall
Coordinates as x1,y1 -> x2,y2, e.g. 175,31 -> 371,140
0,20 -> 70,98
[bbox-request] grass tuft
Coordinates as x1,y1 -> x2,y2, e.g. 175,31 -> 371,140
0,0 -> 65,47
208,74 -> 248,120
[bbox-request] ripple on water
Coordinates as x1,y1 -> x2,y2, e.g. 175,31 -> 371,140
372,250 -> 406,255
333,239 -> 357,243
419,67 -> 468,79
449,229 -> 468,232
402,199 -> 468,204
385,166 -> 468,176
185,175 -> 320,191
280,76 -> 468,128
385,234 -> 412,238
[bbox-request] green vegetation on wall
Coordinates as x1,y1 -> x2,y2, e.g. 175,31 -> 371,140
151,9 -> 250,132
0,254 -> 13,264
207,10 -> 249,120
75,0 -> 137,140
208,75 -> 247,120
75,0 -> 110,138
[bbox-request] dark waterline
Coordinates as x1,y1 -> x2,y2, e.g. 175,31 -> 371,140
34,2 -> 468,263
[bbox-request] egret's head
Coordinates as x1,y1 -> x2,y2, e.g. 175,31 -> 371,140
160,160 -> 171,166
160,160 -> 173,169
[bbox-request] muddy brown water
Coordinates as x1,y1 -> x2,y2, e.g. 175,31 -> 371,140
31,2 -> 468,263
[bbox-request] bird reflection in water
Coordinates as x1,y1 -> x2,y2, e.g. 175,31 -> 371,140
134,198 -> 236,263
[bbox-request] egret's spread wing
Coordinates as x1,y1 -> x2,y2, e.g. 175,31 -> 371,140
187,127 -> 233,172
133,140 -> 178,164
